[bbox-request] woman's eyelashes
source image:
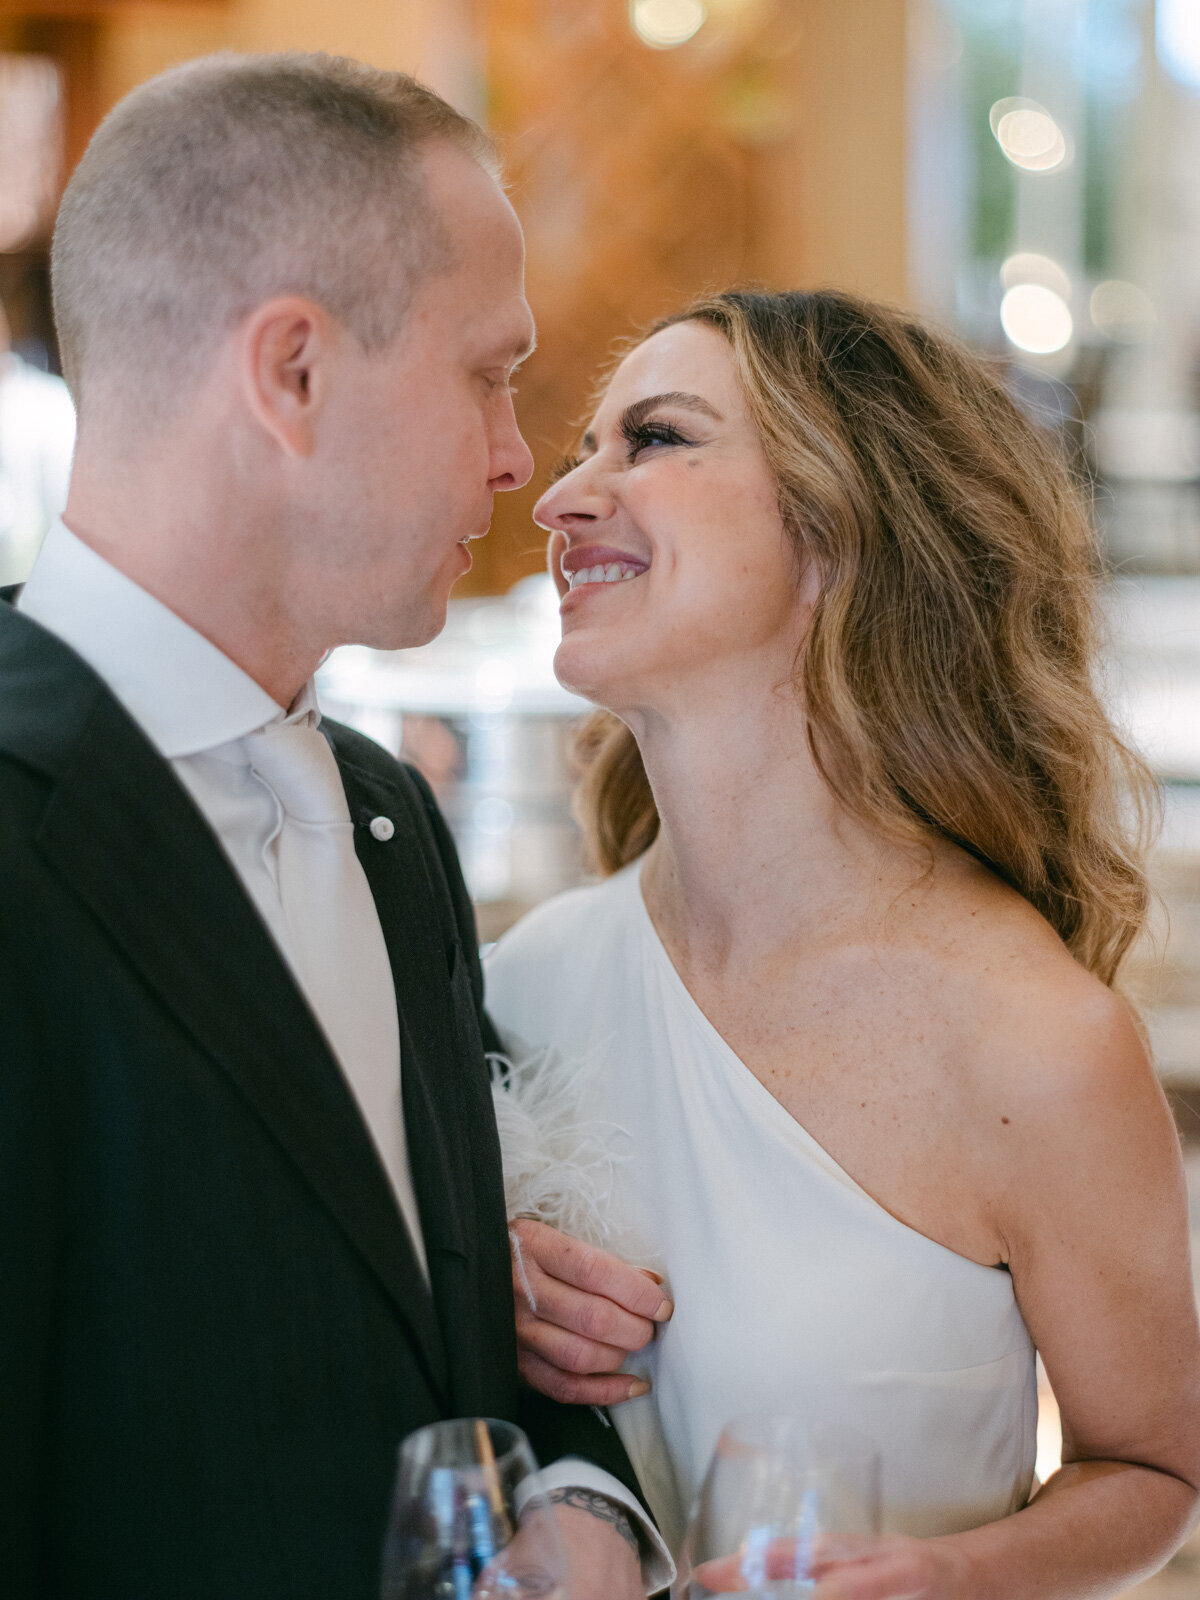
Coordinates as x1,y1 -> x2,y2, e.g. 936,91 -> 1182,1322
621,416 -> 693,459
548,416 -> 697,483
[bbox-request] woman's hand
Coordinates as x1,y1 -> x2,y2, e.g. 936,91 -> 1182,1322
694,1535 -> 966,1600
508,1217 -> 673,1405
810,1537 -> 965,1600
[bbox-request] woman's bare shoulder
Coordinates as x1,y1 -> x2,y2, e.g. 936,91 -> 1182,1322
932,882 -> 1176,1229
942,875 -> 1149,1094
904,879 -> 1178,1277
890,859 -> 1159,1138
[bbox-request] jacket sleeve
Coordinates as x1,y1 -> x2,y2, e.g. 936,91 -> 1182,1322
0,886 -> 60,1596
402,765 -> 657,1509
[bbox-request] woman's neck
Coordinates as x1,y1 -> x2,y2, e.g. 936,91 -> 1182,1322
630,691 -> 920,971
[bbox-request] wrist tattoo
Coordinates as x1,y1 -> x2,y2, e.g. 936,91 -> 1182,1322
547,1487 -> 640,1558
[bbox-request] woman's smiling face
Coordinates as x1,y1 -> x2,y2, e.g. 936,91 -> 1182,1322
533,320 -> 810,716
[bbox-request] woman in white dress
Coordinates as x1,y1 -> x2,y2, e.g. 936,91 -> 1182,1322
484,290 -> 1200,1598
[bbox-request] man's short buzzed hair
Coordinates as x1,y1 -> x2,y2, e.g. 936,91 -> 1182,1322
51,52 -> 496,418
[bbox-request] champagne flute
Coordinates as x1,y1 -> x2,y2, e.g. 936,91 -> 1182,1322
673,1413 -> 881,1599
381,1417 -> 570,1599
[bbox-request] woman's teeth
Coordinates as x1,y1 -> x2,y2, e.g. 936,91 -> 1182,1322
568,563 -> 643,590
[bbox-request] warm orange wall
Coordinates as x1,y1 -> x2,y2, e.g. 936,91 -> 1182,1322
97,5 -> 227,108
95,0 -> 473,117
89,0 -> 906,305
759,0 -> 910,306
44,0 -> 908,598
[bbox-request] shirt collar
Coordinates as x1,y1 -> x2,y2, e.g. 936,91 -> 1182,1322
17,519 -> 311,759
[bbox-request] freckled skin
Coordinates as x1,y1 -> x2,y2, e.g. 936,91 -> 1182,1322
526,320 -> 1200,1599
539,323 -> 803,714
536,325 -> 1182,1273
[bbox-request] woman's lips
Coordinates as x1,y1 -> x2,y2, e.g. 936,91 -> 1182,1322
560,544 -> 650,592
565,560 -> 646,591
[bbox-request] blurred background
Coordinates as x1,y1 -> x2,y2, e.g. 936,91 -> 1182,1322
1,6 -> 1198,1584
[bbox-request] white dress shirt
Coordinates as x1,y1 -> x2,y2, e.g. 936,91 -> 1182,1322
18,519 -> 427,1274
0,354 -> 75,587
17,519 -> 673,1593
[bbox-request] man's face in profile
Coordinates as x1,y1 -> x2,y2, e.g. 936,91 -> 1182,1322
314,143 -> 536,652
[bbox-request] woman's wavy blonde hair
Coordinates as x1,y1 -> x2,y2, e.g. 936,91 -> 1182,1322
572,289 -> 1157,987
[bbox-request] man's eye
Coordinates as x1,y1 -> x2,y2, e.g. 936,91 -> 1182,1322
622,420 -> 690,458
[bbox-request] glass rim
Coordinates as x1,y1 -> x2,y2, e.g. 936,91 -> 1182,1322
395,1415 -> 531,1472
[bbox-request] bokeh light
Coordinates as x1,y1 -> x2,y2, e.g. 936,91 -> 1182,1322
1090,280 -> 1157,344
1158,0 -> 1200,93
1001,252 -> 1072,301
989,97 -> 1070,172
1000,283 -> 1074,354
630,0 -> 707,49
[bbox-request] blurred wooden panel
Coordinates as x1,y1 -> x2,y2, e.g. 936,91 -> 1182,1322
4,14 -> 101,178
97,4 -> 228,112
472,0 -> 909,596
2,0 -> 909,598
762,0 -> 910,306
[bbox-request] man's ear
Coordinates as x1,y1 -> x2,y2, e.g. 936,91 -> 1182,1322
239,296 -> 333,458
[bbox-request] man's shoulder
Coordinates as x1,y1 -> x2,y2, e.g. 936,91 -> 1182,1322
0,749 -> 50,874
0,741 -> 69,951
322,715 -> 411,782
0,597 -> 108,776
322,717 -> 436,824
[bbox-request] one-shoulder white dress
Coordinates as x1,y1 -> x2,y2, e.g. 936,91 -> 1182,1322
485,860 -> 1037,1555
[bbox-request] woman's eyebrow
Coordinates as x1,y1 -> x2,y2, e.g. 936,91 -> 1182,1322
575,391 -> 723,459
620,392 -> 723,429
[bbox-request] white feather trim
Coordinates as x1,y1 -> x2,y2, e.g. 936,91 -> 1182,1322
489,1047 -> 659,1271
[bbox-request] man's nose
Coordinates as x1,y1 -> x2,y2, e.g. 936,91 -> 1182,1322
488,402 -> 535,493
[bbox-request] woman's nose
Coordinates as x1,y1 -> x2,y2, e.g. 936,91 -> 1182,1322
531,479 -> 567,532
532,464 -> 606,532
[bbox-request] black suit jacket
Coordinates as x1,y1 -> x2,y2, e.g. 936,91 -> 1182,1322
0,597 -> 637,1598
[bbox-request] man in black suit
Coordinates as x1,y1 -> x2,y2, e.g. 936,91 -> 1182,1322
0,52 -> 670,1599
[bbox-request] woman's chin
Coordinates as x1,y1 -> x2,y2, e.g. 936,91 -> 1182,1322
552,640 -> 601,702
553,637 -> 637,708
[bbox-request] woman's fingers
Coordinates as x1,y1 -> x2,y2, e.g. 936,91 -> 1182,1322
693,1538 -> 935,1598
516,1345 -> 650,1407
814,1558 -> 928,1600
813,1539 -> 938,1600
693,1540 -> 802,1587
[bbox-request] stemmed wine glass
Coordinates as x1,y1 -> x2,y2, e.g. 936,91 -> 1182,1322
381,1418 -> 570,1599
673,1413 -> 881,1598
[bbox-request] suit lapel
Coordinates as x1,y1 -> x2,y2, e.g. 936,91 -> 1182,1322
0,608 -> 450,1404
333,750 -> 489,1403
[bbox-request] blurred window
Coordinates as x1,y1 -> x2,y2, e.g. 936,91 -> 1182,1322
0,54 -> 62,253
